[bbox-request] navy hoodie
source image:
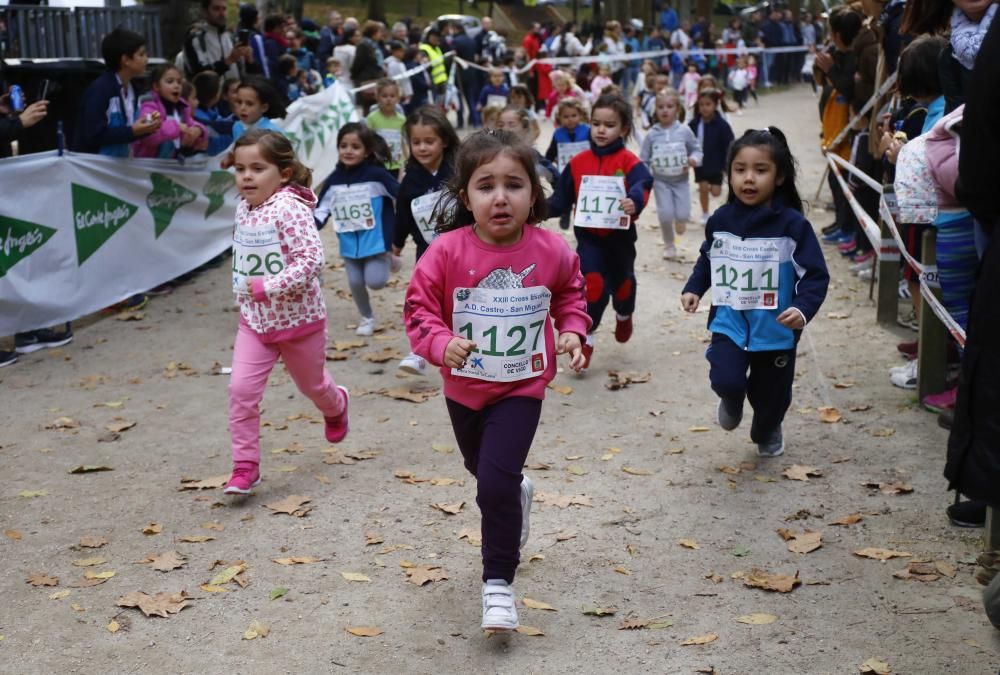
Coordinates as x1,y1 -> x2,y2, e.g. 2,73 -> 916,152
689,113 -> 735,176
75,70 -> 139,156
683,197 -> 829,351
315,162 -> 399,258
393,159 -> 455,260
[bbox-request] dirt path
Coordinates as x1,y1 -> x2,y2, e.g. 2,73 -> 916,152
1,86 -> 996,674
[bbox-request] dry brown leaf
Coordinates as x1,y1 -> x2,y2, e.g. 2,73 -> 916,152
361,347 -> 405,363
688,426 -> 711,433
830,513 -> 863,526
27,573 -> 59,587
72,557 -> 107,567
178,474 -> 229,490
346,626 -> 383,637
535,492 -> 592,509
935,561 -> 957,578
243,619 -> 269,640
430,501 -> 464,515
263,494 -> 312,517
555,530 -> 577,541
681,633 -> 719,646
678,539 -> 701,550
200,584 -> 228,593
833,381 -> 855,389
85,570 -> 115,580
778,529 -> 823,554
817,406 -> 842,423
141,523 -> 163,535
48,589 -> 71,600
332,339 -> 367,351
208,563 -> 247,586
141,551 -> 187,572
364,533 -> 384,546
850,404 -> 873,412
105,420 -> 137,433
68,465 -> 114,474
515,625 -> 545,636
4,530 -> 22,540
457,527 -> 482,546
273,556 -> 324,565
521,597 -> 557,611
782,465 -> 823,482
202,522 -> 225,532
871,428 -> 896,438
743,568 -> 801,593
735,613 -> 778,625
379,386 -> 439,403
106,620 -> 121,634
71,603 -> 85,611
582,606 -> 617,616
46,416 -> 79,430
605,370 -> 652,390
178,535 -> 215,543
859,657 -> 892,674
854,548 -> 912,561
622,466 -> 652,476
117,590 -> 192,618
547,383 -> 573,395
405,566 -> 448,586
718,465 -> 741,475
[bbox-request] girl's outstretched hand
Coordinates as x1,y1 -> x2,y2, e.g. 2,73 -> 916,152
776,308 -> 806,329
619,198 -> 637,216
444,337 -> 477,369
557,332 -> 585,372
680,292 -> 700,313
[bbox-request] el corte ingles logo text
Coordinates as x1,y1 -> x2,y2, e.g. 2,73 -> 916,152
72,183 -> 138,265
147,173 -> 196,238
0,215 -> 56,278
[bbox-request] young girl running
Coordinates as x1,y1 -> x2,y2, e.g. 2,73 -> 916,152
224,129 -> 349,494
545,99 -> 590,230
498,107 -> 560,189
690,88 -> 735,225
133,64 -> 208,158
366,78 -> 407,176
681,128 -> 829,457
232,77 -> 287,141
547,93 -> 653,370
315,123 -> 400,336
404,129 -> 590,631
391,106 -> 461,375
640,88 -> 702,260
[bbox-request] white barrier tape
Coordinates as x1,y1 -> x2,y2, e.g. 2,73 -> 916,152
826,154 -> 880,249
349,51 -> 455,94
918,279 -> 967,347
878,196 -> 925,275
879,237 -> 900,261
823,71 -> 897,153
828,152 -> 882,194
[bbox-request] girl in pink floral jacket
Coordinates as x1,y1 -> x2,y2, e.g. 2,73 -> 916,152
223,129 -> 349,495
133,64 -> 208,159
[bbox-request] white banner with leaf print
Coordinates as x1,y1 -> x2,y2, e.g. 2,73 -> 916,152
281,81 -> 359,187
0,151 -> 238,335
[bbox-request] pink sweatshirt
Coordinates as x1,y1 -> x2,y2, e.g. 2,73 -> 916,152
235,184 -> 327,337
133,94 -> 208,158
404,225 -> 591,410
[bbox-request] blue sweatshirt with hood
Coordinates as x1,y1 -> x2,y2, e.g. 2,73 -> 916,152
682,198 -> 829,351
315,162 -> 399,259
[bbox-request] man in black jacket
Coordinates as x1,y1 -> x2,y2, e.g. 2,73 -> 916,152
183,0 -> 252,79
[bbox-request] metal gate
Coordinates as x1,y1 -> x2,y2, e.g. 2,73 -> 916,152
1,5 -> 163,59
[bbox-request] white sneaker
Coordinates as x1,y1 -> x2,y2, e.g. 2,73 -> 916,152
700,214 -> 710,225
481,580 -> 519,631
850,258 -> 874,274
890,359 -> 916,376
355,316 -> 376,337
890,359 -> 918,389
520,476 -> 533,549
857,268 -> 874,281
398,352 -> 426,375
663,245 -> 677,260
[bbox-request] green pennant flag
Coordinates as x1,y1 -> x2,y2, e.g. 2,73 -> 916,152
202,170 -> 236,218
0,215 -> 56,278
72,183 -> 138,265
147,173 -> 196,238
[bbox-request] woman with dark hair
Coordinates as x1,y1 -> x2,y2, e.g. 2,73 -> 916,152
351,21 -> 387,112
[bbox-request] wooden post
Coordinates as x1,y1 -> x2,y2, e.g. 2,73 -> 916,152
917,229 -> 947,400
875,204 -> 900,326
987,507 -> 1000,551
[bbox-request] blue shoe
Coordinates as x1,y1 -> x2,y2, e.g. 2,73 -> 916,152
821,228 -> 845,244
756,425 -> 785,457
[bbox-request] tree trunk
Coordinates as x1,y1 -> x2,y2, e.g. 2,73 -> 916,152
695,0 -> 713,23
368,0 -> 387,23
142,0 -> 197,60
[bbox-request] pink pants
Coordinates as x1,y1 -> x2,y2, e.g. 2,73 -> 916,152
229,322 -> 343,464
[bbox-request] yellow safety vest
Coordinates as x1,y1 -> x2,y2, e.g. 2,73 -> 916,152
420,43 -> 448,85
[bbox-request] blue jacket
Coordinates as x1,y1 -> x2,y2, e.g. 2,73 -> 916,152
75,70 -> 138,156
689,113 -> 735,176
477,84 -> 510,107
316,162 -> 399,259
683,199 -> 830,351
392,159 -> 454,260
545,123 -> 591,162
193,105 -> 234,156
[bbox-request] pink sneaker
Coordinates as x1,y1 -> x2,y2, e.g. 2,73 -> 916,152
224,461 -> 261,494
922,386 -> 958,413
325,386 -> 350,443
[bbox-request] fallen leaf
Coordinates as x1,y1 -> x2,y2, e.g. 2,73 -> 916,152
26,573 -> 59,587
430,477 -> 459,486
555,530 -> 577,541
859,657 -> 891,674
457,527 -> 482,546
779,529 -> 823,554
68,465 -> 114,474
605,370 -> 652,390
105,420 -> 137,433
141,551 -> 187,572
18,490 -> 47,498
200,584 -> 228,593
141,523 -> 162,535
208,563 -> 247,586
72,557 -> 107,567
622,466 -> 652,476
782,465 -> 823,481
850,404 -> 873,412
273,556 -> 324,565
718,465 -> 741,475
346,626 -> 383,637
817,406 -> 842,423
871,428 -> 896,437
97,400 -> 125,409
48,589 -> 71,600
332,339 -> 367,351
178,475 -> 229,491
340,571 -> 371,582
688,426 -> 711,433
547,383 -> 573,395
117,590 -> 192,618
863,481 -> 914,495
263,495 -> 312,517
97,431 -> 120,443
46,416 -> 79,429
515,625 -> 545,636
826,311 -> 850,319
71,603 -> 85,612
566,464 -> 587,476
679,539 -> 701,550
830,513 -> 864,526
535,493 -> 592,509
732,544 -> 751,557
431,501 -> 464,515
85,570 -> 115,580
379,386 -> 439,403
405,566 -> 448,586
431,443 -> 454,454
178,535 -> 215,543
243,619 -> 269,640
106,620 -> 121,634
582,606 -> 617,616
201,522 -> 225,532
528,553 -> 545,562
743,568 -> 801,593
935,561 -> 957,578
736,613 -> 778,625
4,530 -> 22,540
378,544 -> 415,554
834,381 -> 855,389
682,633 -> 719,646
269,587 -> 288,601
854,548 -> 912,561
522,597 -> 557,611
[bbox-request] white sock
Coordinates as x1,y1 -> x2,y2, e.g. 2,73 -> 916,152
616,313 -> 631,321
585,333 -> 594,347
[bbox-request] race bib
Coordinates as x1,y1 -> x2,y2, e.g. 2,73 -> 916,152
556,141 -> 589,172
574,175 -> 629,230
232,223 -> 284,296
330,185 -> 376,233
377,129 -> 403,165
411,189 -> 443,242
709,234 -> 782,310
486,94 -> 509,109
451,285 -> 551,382
649,140 -> 688,177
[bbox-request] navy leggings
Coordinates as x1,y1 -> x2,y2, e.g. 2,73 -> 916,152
576,231 -> 637,331
446,396 -> 542,583
707,333 -> 797,443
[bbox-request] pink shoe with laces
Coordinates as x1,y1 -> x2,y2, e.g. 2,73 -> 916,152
325,386 -> 350,443
224,461 -> 261,495
922,386 -> 957,413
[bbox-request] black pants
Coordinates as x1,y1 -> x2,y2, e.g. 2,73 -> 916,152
707,333 -> 796,443
446,396 -> 542,583
577,231 -> 637,332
